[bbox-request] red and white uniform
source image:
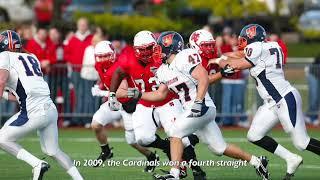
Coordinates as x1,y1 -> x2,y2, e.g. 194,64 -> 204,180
117,56 -> 184,146
92,61 -> 136,144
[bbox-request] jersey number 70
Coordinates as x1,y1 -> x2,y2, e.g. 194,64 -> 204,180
18,55 -> 43,77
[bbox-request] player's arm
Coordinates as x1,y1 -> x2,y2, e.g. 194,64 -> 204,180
215,56 -> 253,70
140,83 -> 169,102
116,79 -> 129,98
110,67 -> 128,93
0,70 -> 16,101
191,64 -> 209,101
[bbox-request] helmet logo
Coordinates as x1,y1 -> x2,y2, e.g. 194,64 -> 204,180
162,34 -> 174,47
246,26 -> 257,39
191,32 -> 200,44
0,35 -> 5,42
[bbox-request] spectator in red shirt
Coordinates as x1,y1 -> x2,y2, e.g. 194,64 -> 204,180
25,26 -> 51,81
34,0 -> 53,26
47,27 -> 71,116
219,27 -> 248,127
64,17 -> 93,126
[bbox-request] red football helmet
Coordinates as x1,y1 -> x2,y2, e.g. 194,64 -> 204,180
189,29 -> 215,59
133,30 -> 157,64
94,41 -> 115,69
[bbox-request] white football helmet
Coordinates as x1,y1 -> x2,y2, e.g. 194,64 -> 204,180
94,40 -> 115,68
133,30 -> 157,63
189,29 -> 215,59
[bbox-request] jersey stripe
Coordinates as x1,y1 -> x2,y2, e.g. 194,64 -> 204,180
9,79 -> 29,126
284,92 -> 297,127
257,70 -> 282,103
7,30 -> 13,50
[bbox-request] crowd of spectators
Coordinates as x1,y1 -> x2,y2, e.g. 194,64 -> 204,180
1,18 -> 318,128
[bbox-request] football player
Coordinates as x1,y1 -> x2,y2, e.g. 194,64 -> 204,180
189,29 -> 237,83
109,30 -> 206,179
90,40 -> 159,172
130,31 -> 270,180
0,30 -> 83,180
209,24 -> 320,179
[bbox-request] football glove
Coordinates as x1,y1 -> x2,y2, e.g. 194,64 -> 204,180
127,88 -> 142,100
188,100 -> 208,118
91,85 -> 109,97
108,92 -> 121,111
220,64 -> 235,77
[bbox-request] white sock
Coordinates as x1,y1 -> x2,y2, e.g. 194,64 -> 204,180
170,167 -> 180,179
67,166 -> 83,180
16,149 -> 41,168
181,137 -> 191,148
249,155 -> 260,168
274,144 -> 294,161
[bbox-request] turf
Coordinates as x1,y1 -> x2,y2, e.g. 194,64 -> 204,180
0,128 -> 319,180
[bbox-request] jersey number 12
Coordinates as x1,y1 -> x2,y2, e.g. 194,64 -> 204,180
18,55 -> 43,77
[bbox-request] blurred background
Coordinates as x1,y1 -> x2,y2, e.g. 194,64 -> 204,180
0,0 -> 319,129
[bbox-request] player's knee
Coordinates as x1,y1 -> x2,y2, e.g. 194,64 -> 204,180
247,130 -> 263,143
91,121 -> 103,131
136,135 -> 155,147
208,143 -> 226,156
43,148 -> 59,156
293,137 -> 309,151
125,130 -> 136,145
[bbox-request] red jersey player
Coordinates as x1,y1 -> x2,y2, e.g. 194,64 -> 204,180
189,29 -> 236,83
90,40 -> 159,172
109,31 -> 205,179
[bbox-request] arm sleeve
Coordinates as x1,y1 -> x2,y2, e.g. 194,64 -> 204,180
0,52 -> 10,71
244,42 -> 263,66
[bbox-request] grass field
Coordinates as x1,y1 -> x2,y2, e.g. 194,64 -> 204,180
0,128 -> 319,180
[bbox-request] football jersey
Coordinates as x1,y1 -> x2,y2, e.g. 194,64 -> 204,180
96,61 -> 133,104
0,51 -> 50,111
156,48 -> 215,110
117,55 -> 176,107
201,56 -> 220,75
244,41 -> 294,107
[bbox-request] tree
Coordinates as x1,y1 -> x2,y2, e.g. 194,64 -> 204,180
188,0 -> 268,18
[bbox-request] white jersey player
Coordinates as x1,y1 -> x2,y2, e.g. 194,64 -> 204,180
210,24 -> 320,180
129,31 -> 269,180
0,30 -> 83,180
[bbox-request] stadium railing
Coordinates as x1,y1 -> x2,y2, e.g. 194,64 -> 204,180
0,61 -> 319,127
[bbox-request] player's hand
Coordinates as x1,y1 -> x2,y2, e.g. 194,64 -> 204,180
91,85 -> 109,97
207,55 -> 228,67
108,92 -> 121,111
220,64 -> 235,77
188,100 -> 208,118
127,88 -> 142,100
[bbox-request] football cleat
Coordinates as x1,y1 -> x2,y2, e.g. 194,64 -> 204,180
94,147 -> 113,167
283,173 -> 295,180
32,161 -> 50,180
285,154 -> 303,178
144,151 -> 160,173
159,166 -> 187,179
192,169 -> 207,180
179,165 -> 187,179
255,156 -> 270,180
153,173 -> 178,180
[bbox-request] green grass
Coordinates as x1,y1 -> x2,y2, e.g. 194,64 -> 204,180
0,128 -> 319,180
287,43 -> 320,57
